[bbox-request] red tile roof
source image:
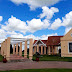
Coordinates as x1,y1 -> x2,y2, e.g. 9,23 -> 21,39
46,36 -> 63,46
33,40 -> 47,44
33,36 -> 63,46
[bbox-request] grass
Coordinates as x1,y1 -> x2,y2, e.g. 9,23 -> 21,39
0,55 -> 3,62
0,69 -> 72,72
32,55 -> 72,62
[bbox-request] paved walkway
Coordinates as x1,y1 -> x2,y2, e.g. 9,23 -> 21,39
0,61 -> 72,71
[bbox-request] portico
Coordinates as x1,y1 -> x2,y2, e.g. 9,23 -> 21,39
1,37 -> 33,61
33,40 -> 47,55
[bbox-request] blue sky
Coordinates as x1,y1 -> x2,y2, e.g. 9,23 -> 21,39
0,0 -> 72,42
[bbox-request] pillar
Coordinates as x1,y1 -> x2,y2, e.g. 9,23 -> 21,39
48,46 -> 50,55
37,45 -> 39,53
5,39 -> 7,55
34,46 -> 36,54
52,46 -> 54,55
41,45 -> 43,55
2,41 -> 4,56
24,40 -> 27,58
53,46 -> 55,54
19,42 -> 22,56
44,46 -> 46,55
16,43 -> 18,55
3,41 -> 5,55
29,39 -> 33,60
13,44 -> 15,54
6,37 -> 10,61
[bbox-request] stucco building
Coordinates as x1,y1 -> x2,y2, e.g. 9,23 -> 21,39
33,36 -> 63,55
61,29 -> 72,57
33,40 -> 47,55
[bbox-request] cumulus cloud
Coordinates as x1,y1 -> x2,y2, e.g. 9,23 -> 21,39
0,28 -> 58,43
64,27 -> 72,34
62,11 -> 72,27
1,7 -> 60,34
50,18 -> 62,30
1,15 -> 50,34
27,19 -> 43,33
0,29 -> 7,42
50,11 -> 72,30
39,6 -> 59,19
40,33 -> 58,40
0,16 -> 3,22
2,16 -> 28,34
27,18 -> 50,33
10,0 -> 60,10
9,32 -> 58,40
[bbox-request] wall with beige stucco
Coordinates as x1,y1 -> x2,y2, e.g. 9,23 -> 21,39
61,29 -> 72,57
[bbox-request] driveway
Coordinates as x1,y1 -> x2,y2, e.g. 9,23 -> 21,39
0,61 -> 72,71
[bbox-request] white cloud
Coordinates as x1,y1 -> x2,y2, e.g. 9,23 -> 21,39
10,33 -> 58,40
41,33 -> 58,40
64,27 -> 72,34
62,11 -> 72,27
1,15 -> 50,34
0,29 -> 7,42
39,6 -> 59,19
0,16 -> 3,22
10,0 -> 60,10
50,18 -> 62,30
2,16 -> 28,34
27,18 -> 50,33
50,11 -> 72,31
27,18 -> 43,33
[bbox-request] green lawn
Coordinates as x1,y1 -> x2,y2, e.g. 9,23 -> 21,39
0,69 -> 72,72
33,55 -> 72,62
0,55 -> 3,62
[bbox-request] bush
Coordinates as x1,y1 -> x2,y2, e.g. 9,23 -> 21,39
33,52 -> 40,58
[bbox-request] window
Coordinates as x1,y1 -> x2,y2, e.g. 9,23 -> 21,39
71,33 -> 72,37
69,43 -> 72,52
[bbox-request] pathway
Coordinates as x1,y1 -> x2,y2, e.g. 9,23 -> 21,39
0,61 -> 72,71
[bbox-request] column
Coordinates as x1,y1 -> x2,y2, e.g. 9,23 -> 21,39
19,42 -> 22,56
48,46 -> 50,55
37,45 -> 39,53
24,40 -> 27,58
16,43 -> 18,55
34,46 -> 36,54
2,41 -> 4,56
5,39 -> 7,55
44,46 -> 46,55
54,46 -> 55,54
13,44 -> 15,54
52,46 -> 53,55
3,41 -> 5,55
6,37 -> 10,61
29,39 -> 33,60
41,45 -> 43,55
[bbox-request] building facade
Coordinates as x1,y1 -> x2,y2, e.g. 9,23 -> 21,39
33,36 -> 63,55
61,29 -> 72,57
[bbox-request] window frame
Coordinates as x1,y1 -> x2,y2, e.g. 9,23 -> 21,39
68,42 -> 72,53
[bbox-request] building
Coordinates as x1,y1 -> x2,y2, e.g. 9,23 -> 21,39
61,29 -> 72,57
46,36 -> 63,55
33,40 -> 47,55
33,36 -> 63,55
